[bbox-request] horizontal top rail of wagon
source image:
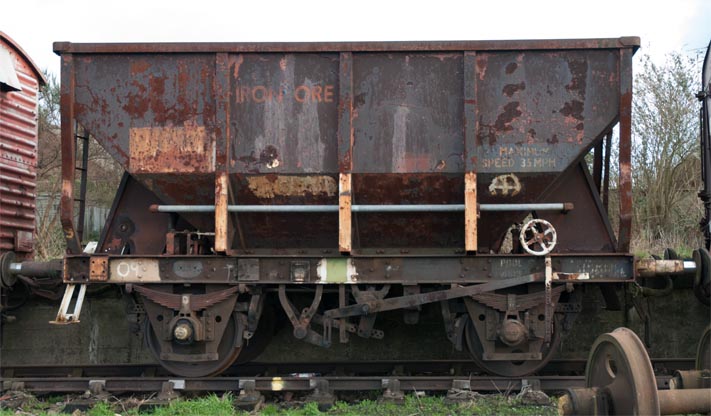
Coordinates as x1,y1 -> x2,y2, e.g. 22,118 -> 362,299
53,37 -> 641,54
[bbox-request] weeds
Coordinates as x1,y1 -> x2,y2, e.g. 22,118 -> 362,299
0,393 -> 557,416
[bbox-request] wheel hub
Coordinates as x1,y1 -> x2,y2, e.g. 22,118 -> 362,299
173,321 -> 194,343
499,319 -> 528,347
138,285 -> 244,377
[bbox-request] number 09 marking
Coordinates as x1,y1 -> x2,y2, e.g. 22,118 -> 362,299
110,259 -> 160,282
115,261 -> 139,278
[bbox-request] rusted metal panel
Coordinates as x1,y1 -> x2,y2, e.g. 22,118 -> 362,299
230,53 -> 339,174
63,254 -> 635,285
351,52 -> 464,174
350,174 -> 464,250
72,53 -> 218,172
617,48 -> 633,252
475,50 -> 620,173
96,174 -> 173,255
245,175 -> 337,199
0,33 -> 44,260
129,125 -> 214,173
337,52 -> 354,173
214,53 -> 232,254
56,39 -> 638,255
464,52 -> 478,252
464,51 -> 478,172
89,256 -> 108,281
59,53 -> 81,254
53,38 -> 641,54
537,163 -> 617,252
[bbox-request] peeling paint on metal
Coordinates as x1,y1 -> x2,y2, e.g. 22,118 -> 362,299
129,125 -> 214,173
246,175 -> 337,198
109,258 -> 161,282
316,258 -> 357,283
295,79 -> 326,172
391,105 -> 409,171
489,174 -> 521,196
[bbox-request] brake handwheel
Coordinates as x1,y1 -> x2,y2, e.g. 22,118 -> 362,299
520,219 -> 557,256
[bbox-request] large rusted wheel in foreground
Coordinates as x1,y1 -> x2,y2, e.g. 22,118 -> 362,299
464,314 -> 561,377
585,327 -> 659,415
145,315 -> 242,377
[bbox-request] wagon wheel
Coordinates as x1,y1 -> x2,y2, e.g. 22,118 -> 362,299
234,304 -> 276,365
464,313 -> 561,377
585,327 -> 659,415
697,325 -> 711,370
0,252 -> 17,289
145,315 -> 242,377
693,248 -> 711,306
519,219 -> 557,256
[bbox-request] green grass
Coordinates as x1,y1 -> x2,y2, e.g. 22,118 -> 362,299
0,393 -> 558,415
149,394 -> 236,416
329,395 -> 556,416
87,401 -> 118,416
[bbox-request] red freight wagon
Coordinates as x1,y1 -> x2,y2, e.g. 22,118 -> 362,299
0,32 -> 45,264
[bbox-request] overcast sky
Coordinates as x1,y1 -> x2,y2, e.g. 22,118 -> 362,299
2,0 -> 710,77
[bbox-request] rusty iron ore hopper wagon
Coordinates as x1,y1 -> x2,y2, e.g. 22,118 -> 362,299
2,37 -> 706,378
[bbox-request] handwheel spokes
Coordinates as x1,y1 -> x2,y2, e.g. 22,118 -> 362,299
520,219 -> 557,256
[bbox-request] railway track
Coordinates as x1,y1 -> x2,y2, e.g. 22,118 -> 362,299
0,358 -> 690,395
2,330 -> 708,416
1,374 -> 592,394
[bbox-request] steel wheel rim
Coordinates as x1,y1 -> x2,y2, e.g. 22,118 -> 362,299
585,327 -> 659,415
697,325 -> 711,370
694,248 -> 711,306
145,314 -> 242,377
464,315 -> 561,377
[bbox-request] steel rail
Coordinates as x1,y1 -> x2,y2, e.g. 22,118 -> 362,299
1,357 -> 691,395
1,358 -> 693,379
1,375 -> 679,394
